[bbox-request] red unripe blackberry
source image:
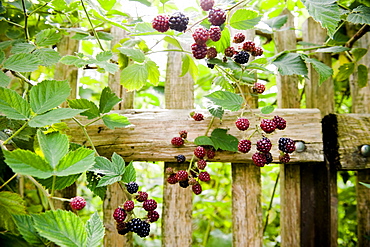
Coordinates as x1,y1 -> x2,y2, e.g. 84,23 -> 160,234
191,43 -> 207,59
242,41 -> 255,52
70,196 -> 86,210
165,167 -> 174,174
252,152 -> 267,167
197,159 -> 207,170
260,119 -> 276,134
175,154 -> 186,163
143,199 -> 157,211
179,130 -> 188,139
252,82 -> 266,94
152,15 -> 170,33
171,137 -> 184,147
207,47 -> 217,59
235,117 -> 250,131
192,27 -> 209,44
238,139 -> 252,153
234,50 -> 250,64
206,148 -> 216,159
188,177 -> 198,185
168,12 -> 189,32
175,170 -> 189,182
273,116 -> 287,130
167,173 -> 178,184
147,210 -> 160,222
209,26 -> 221,41
278,138 -> 296,153
199,171 -> 210,182
208,8 -> 226,26
252,47 -> 263,56
224,47 -> 235,57
233,32 -> 245,43
192,183 -> 203,195
256,137 -> 272,153
200,0 -> 214,11
136,191 -> 148,202
113,207 -> 127,223
194,146 -> 206,159
126,181 -> 139,194
264,152 -> 273,164
279,153 -> 290,163
192,112 -> 204,121
123,200 -> 135,211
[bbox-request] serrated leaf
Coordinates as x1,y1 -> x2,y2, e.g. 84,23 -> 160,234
180,54 -> 198,82
4,53 -> 41,72
261,105 -> 275,114
33,48 -> 61,66
194,136 -> 214,147
97,175 -> 122,187
96,61 -> 119,74
210,128 -> 238,152
28,108 -> 86,127
35,29 -> 62,46
86,172 -> 106,199
316,46 -> 350,53
60,55 -> 80,65
37,174 -> 81,190
37,130 -> 69,168
164,36 -> 182,49
55,147 -> 95,176
347,5 -> 370,25
336,63 -> 355,81
102,113 -> 131,129
120,63 -> 148,91
122,161 -> 136,183
205,91 -> 243,111
0,87 -> 30,120
92,154 -> 125,176
0,50 -> 5,64
0,70 -> 11,87
13,214 -> 47,246
68,99 -> 100,119
86,212 -> 104,247
129,0 -> 151,6
359,182 -> 370,189
11,42 -> 36,53
146,60 -> 160,85
208,105 -> 224,119
358,64 -> 368,88
300,0 -> 341,37
303,57 -> 333,85
96,51 -> 113,61
264,15 -> 288,29
117,47 -> 145,63
272,53 -> 308,76
206,27 -> 230,53
229,9 -> 261,30
351,48 -> 368,62
30,80 -> 71,114
32,209 -> 87,247
0,191 -> 27,233
99,87 -> 121,114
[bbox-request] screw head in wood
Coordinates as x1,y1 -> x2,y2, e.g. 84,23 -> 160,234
360,145 -> 370,157
295,141 -> 306,153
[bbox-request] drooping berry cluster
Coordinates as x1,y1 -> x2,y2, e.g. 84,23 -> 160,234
171,129 -> 188,147
152,12 -> 189,33
225,39 -> 263,64
278,137 -> 296,163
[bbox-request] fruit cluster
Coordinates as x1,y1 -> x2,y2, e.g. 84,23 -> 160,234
113,181 -> 159,238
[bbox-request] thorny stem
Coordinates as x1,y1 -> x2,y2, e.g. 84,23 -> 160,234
147,49 -> 191,55
29,1 -> 51,16
12,71 -> 36,86
263,172 -> 280,234
72,117 -> 99,155
21,0 -> 30,41
345,24 -> 370,48
0,173 -> 18,190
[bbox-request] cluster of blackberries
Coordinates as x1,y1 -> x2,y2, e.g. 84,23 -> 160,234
152,12 -> 189,33
171,130 -> 188,147
113,182 -> 159,238
278,137 -> 296,163
224,37 -> 264,65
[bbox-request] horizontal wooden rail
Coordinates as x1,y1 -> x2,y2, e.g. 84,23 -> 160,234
66,108 -> 323,163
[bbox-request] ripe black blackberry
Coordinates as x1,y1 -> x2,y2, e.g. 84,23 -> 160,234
175,154 -> 186,163
273,116 -> 286,130
117,222 -> 130,235
252,152 -> 267,167
242,41 -> 255,52
209,26 -> 221,41
224,47 -> 235,57
113,207 -> 127,223
279,153 -> 290,163
179,179 -> 190,188
152,15 -> 170,33
252,82 -> 265,94
256,137 -> 272,153
194,146 -> 206,159
193,27 -> 209,44
278,138 -> 296,153
260,119 -> 276,134
143,199 -> 157,211
233,32 -> 245,43
167,173 -> 178,184
191,43 -> 207,59
238,139 -> 251,153
126,181 -> 139,194
171,137 -> 184,147
235,117 -> 250,131
199,171 -> 210,182
197,159 -> 207,170
123,200 -> 134,211
147,210 -> 160,222
200,0 -> 214,11
208,8 -> 226,26
136,191 -> 148,202
192,183 -> 203,195
252,47 -> 263,56
207,47 -> 217,59
234,51 -> 250,64
137,220 -> 150,238
179,130 -> 188,139
176,170 -> 189,181
207,63 -> 215,69
264,152 -> 273,164
169,12 -> 189,32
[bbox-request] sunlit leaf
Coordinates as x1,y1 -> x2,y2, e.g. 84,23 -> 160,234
272,53 -> 308,76
120,64 -> 148,91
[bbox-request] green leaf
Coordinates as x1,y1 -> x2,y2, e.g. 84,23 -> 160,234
97,175 -> 122,187
146,60 -> 160,85
194,136 -> 214,147
11,42 -> 36,53
30,80 -> 71,114
3,149 -> 53,178
56,147 -> 95,176
300,0 -> 341,37
86,212 -> 104,247
129,0 -> 151,6
37,174 -> 81,190
210,128 -> 238,152
32,209 -> 87,247
316,46 -> 350,53
122,161 -> 136,183
37,130 -> 69,168
68,99 -> 100,119
205,91 -> 243,111
0,87 -> 30,120
35,29 -> 62,46
358,64 -> 368,88
351,48 -> 368,62
120,63 -> 148,91
229,9 -> 261,30
3,53 -> 41,72
0,50 -> 5,64
102,113 -> 131,129
96,51 -> 113,61
359,182 -> 370,189
99,87 -> 121,114
117,47 -> 145,63
86,172 -> 106,199
347,5 -> 370,25
93,153 -> 125,176
60,55 -> 80,65
303,57 -> 333,85
33,48 -> 61,66
13,214 -> 47,246
206,27 -> 231,54
336,63 -> 355,81
261,105 -> 275,114
272,53 -> 308,76
264,15 -> 288,29
0,191 -> 27,233
181,54 -> 198,82
164,36 -> 182,49
208,58 -> 241,70
95,61 -> 119,74
0,70 -> 11,87
28,108 -> 86,127
208,105 -> 224,119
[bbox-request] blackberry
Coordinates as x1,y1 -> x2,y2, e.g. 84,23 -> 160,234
165,167 -> 174,174
242,41 -> 255,52
200,0 -> 214,11
167,173 -> 178,184
194,146 -> 206,159
179,130 -> 188,139
238,139 -> 252,153
127,218 -> 141,232
70,196 -> 86,211
179,179 -> 190,188
193,27 -> 209,44
208,8 -> 226,26
169,12 -> 189,32
252,47 -> 263,56
260,119 -> 276,134
224,47 -> 235,57
256,137 -> 272,153
126,181 -> 139,194
143,199 -> 157,211
152,15 -> 170,33
188,177 -> 198,185
206,148 -> 216,159
191,43 -> 207,59
252,152 -> 267,167
176,170 -> 189,182
234,51 -> 250,64
233,32 -> 245,43
207,47 -> 217,59
113,207 -> 127,223
192,183 -> 203,195
192,112 -> 204,121
264,152 -> 273,164
199,171 -> 210,182
171,137 -> 184,147
197,159 -> 207,170
279,153 -> 290,163
147,210 -> 160,222
137,220 -> 150,238
136,191 -> 148,202
235,117 -> 250,131
207,63 -> 215,69
273,116 -> 287,130
117,222 -> 130,235
128,218 -> 150,238
175,154 -> 186,163
278,138 -> 296,153
123,200 -> 134,211
209,26 -> 221,41
252,82 -> 265,94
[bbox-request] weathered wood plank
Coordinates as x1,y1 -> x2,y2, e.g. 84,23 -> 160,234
357,170 -> 370,247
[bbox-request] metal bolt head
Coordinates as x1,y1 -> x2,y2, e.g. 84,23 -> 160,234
360,145 -> 370,157
295,141 -> 306,153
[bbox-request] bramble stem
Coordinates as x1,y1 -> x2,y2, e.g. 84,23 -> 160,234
27,175 -> 55,211
263,172 -> 280,233
21,0 -> 30,41
3,121 -> 29,146
0,173 -> 18,190
72,117 -> 99,156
